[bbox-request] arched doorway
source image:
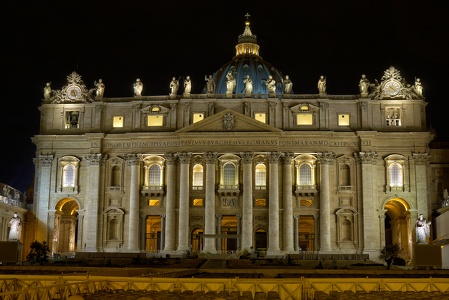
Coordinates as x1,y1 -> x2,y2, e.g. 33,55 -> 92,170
384,197 -> 411,260
54,198 -> 79,257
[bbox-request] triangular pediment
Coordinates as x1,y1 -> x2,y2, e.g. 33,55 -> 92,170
176,109 -> 282,133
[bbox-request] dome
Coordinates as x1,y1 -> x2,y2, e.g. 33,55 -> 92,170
204,14 -> 289,96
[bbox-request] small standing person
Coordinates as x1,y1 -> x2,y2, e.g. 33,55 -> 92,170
415,214 -> 431,244
133,78 -> 143,96
184,76 -> 192,96
318,75 -> 326,94
94,79 -> 105,99
9,212 -> 22,241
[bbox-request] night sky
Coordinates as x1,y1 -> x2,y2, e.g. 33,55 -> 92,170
1,1 -> 448,192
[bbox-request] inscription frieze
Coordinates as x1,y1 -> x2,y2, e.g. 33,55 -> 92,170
104,139 -> 359,148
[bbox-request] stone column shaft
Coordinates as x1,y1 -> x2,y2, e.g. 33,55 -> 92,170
241,152 -> 254,250
317,152 -> 336,252
126,154 -> 140,252
164,154 -> 177,251
282,153 -> 294,252
203,152 -> 218,252
84,154 -> 103,252
36,155 -> 53,243
177,152 -> 191,252
267,152 -> 281,255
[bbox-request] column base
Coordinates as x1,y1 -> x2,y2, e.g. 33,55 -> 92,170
266,249 -> 282,257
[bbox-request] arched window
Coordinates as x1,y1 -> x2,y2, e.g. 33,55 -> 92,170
149,164 -> 161,187
193,164 -> 204,187
223,163 -> 235,186
389,162 -> 403,187
255,163 -> 266,187
299,163 -> 312,185
63,164 -> 75,187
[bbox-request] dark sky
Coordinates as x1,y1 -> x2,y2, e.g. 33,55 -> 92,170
1,1 -> 448,192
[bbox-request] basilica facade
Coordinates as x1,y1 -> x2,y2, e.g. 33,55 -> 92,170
31,16 -> 434,261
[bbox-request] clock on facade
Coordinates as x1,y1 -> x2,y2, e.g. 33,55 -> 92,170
384,80 -> 401,96
67,85 -> 82,100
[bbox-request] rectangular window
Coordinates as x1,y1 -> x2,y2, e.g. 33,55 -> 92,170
193,113 -> 204,123
254,112 -> 266,123
255,199 -> 266,206
147,115 -> 163,126
338,114 -> 350,126
297,113 -> 313,125
193,199 -> 203,206
148,199 -> 160,206
113,116 -> 124,128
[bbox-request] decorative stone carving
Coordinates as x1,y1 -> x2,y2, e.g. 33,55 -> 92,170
223,112 -> 235,131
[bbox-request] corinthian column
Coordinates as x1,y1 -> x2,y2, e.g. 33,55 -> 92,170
267,152 -> 281,255
282,153 -> 294,252
83,154 -> 106,251
355,151 -> 378,253
203,152 -> 218,252
317,152 -> 336,252
177,152 -> 192,252
413,153 -> 430,219
125,153 -> 141,252
35,155 -> 53,243
164,153 -> 177,251
240,152 -> 254,250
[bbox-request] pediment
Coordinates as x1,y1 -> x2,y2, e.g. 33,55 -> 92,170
176,109 -> 282,133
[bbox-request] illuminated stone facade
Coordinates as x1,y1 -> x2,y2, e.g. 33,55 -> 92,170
31,17 -> 435,261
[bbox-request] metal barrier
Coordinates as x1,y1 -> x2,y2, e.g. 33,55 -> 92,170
1,275 -> 449,300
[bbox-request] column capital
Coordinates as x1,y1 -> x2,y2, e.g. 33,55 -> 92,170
268,152 -> 282,164
125,153 -> 141,166
39,154 -> 54,167
165,153 -> 177,164
240,152 -> 254,164
84,153 -> 107,166
317,151 -> 336,164
354,151 -> 378,164
282,152 -> 294,164
204,152 -> 218,164
176,152 -> 192,164
413,152 -> 429,165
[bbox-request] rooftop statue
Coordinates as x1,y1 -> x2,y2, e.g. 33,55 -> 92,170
205,75 -> 215,94
169,77 -> 179,96
266,75 -> 276,94
226,72 -> 236,94
283,75 -> 293,94
243,75 -> 253,96
318,75 -> 326,94
133,78 -> 143,96
184,76 -> 192,96
44,82 -> 53,100
94,79 -> 105,99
